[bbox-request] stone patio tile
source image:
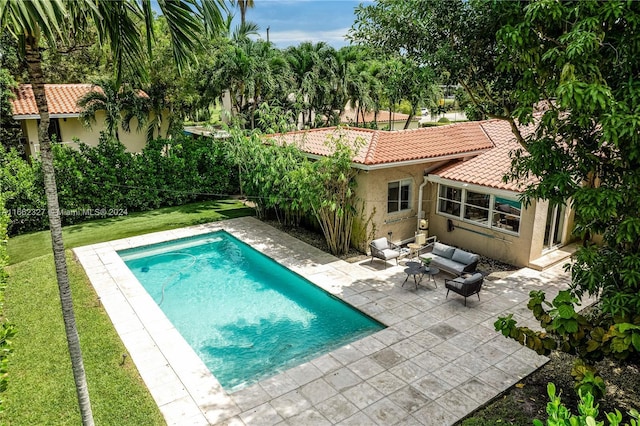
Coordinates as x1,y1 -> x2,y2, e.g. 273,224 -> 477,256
394,414 -> 428,426
159,395 -> 206,425
389,304 -> 422,321
511,347 -> 549,369
348,356 -> 385,380
412,401 -> 460,426
366,371 -> 407,396
375,295 -> 405,310
451,351 -> 492,376
363,397 -> 410,426
315,394 -> 359,423
412,373 -> 454,400
456,377 -> 500,405
475,365 -> 521,392
432,362 -> 474,387
388,385 -> 431,413
390,338 -> 424,359
428,341 -> 468,362
336,411 -> 375,426
473,323 -> 505,342
486,334 -> 523,355
408,330 -> 445,350
330,344 -> 365,365
342,381 -> 384,409
446,332 -> 485,353
300,378 -> 339,405
239,402 -> 283,426
311,353 -> 343,374
285,362 -> 324,387
412,351 -> 448,372
495,355 -> 540,379
351,335 -> 387,356
284,408 -> 331,426
324,367 -> 362,392
375,311 -> 404,325
426,322 -> 461,340
473,343 -> 510,370
393,319 -> 424,337
260,373 -> 300,399
270,390 -> 312,419
407,297 -> 438,312
425,303 -> 459,321
231,384 -> 271,412
389,360 -> 429,383
371,347 -> 405,369
372,325 -> 404,343
435,388 -> 483,420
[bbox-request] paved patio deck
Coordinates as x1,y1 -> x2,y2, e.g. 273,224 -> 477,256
73,217 -> 575,425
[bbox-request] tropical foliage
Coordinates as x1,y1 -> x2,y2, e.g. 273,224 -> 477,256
535,383 -> 638,426
228,125 -> 363,255
0,196 -> 16,413
1,135 -> 238,235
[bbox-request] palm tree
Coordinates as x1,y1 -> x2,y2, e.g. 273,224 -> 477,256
0,1 -> 224,424
78,78 -> 150,140
232,0 -> 255,25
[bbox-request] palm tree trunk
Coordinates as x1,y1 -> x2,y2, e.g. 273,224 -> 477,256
26,43 -> 95,426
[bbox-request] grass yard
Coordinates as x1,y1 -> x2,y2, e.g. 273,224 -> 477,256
1,200 -> 254,425
8,200 -> 254,265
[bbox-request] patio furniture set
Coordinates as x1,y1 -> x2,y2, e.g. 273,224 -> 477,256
369,237 -> 484,306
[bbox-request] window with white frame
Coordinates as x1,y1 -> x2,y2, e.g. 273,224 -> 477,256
437,184 -> 522,234
388,179 -> 412,213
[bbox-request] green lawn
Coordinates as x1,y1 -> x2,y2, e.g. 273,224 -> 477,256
8,200 -> 254,264
1,200 -> 254,425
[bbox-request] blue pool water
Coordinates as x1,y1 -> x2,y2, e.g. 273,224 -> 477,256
118,231 -> 385,390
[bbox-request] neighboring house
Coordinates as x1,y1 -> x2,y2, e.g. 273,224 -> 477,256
274,120 -> 574,268
340,109 -> 421,130
10,84 -> 168,157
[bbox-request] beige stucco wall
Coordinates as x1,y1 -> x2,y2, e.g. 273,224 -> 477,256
20,110 -> 169,155
355,163 -> 434,249
424,182 -> 537,267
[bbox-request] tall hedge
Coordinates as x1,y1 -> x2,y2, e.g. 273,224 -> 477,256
1,134 -> 239,235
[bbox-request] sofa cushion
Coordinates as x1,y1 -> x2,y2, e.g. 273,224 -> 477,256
464,273 -> 484,284
371,238 -> 388,251
451,249 -> 479,266
432,242 -> 455,259
432,257 -> 466,275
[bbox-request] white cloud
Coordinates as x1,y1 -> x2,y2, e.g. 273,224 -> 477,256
265,27 -> 351,47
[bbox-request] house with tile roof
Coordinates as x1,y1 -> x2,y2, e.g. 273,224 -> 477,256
273,120 -> 574,267
10,84 -> 168,157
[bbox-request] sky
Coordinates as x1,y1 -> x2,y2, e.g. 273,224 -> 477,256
239,0 -> 365,48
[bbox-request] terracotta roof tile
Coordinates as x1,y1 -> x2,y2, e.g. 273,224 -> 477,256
433,120 -> 536,192
271,122 -> 494,166
10,84 -> 99,116
11,84 -> 147,117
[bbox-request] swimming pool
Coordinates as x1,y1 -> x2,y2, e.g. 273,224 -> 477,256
118,230 -> 385,390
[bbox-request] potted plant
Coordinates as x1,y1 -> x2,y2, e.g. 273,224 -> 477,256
421,257 -> 432,271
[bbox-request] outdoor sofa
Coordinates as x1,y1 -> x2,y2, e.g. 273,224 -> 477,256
419,242 -> 479,276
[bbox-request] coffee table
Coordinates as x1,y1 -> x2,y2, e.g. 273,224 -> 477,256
402,265 -> 424,290
421,266 -> 439,288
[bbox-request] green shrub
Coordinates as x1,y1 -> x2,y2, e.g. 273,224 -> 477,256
0,195 -> 17,411
437,116 -> 451,123
534,383 -> 639,426
1,134 -> 240,235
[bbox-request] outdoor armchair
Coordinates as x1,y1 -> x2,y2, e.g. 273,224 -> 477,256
369,237 -> 400,268
444,273 -> 484,306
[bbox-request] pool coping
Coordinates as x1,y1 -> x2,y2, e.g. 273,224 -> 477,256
74,217 -> 568,425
